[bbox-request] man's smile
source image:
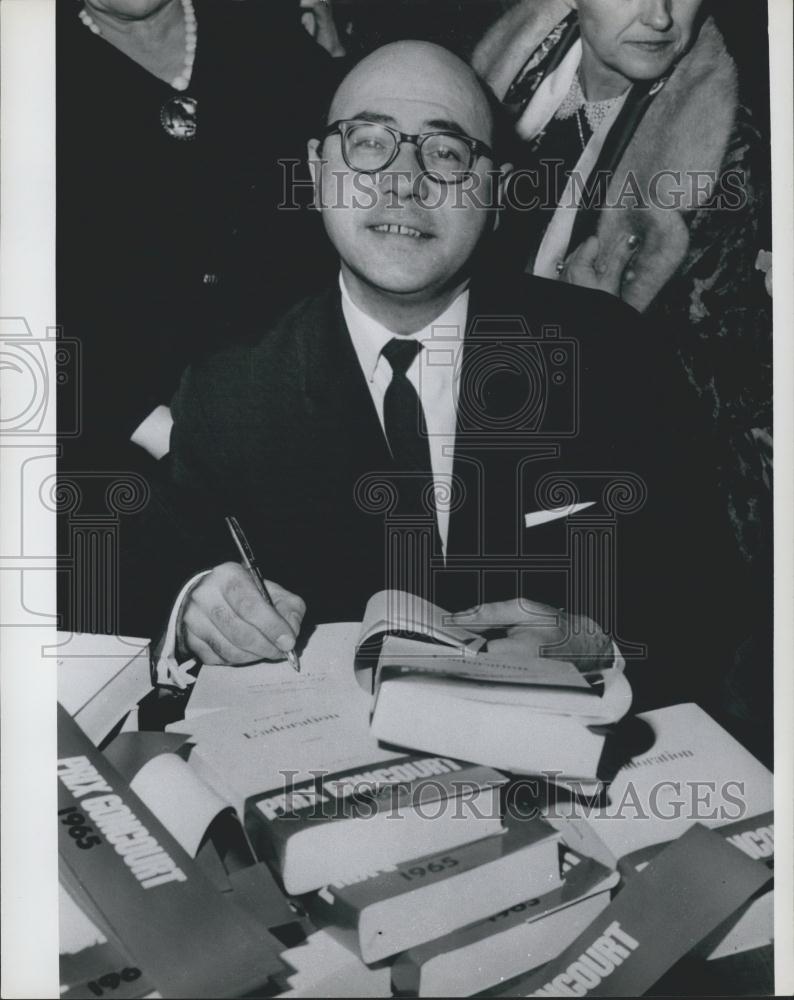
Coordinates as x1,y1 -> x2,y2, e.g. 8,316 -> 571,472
369,223 -> 434,240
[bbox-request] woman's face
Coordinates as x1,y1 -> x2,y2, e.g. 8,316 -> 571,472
574,0 -> 705,90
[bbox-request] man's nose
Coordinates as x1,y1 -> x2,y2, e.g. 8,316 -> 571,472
640,0 -> 674,31
378,140 -> 428,201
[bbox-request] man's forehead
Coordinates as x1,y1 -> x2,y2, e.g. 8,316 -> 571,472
332,91 -> 491,140
329,42 -> 492,139
344,95 -> 473,124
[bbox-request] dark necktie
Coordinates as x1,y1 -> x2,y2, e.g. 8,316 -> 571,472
381,338 -> 441,571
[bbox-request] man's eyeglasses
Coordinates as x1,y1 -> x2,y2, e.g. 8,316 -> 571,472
322,119 -> 495,184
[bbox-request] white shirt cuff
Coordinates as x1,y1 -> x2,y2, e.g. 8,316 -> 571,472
153,570 -> 211,689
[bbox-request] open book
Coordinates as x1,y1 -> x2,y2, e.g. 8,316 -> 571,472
179,591 -> 630,789
356,592 -> 631,780
353,591 -> 618,696
183,590 -> 621,715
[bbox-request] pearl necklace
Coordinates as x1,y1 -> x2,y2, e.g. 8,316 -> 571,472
79,0 -> 197,92
557,72 -> 627,134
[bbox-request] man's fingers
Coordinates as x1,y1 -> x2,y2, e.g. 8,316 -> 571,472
182,612 -> 274,666
451,600 -> 514,629
192,584 -> 281,660
221,570 -> 301,654
182,630 -> 226,667
452,598 -> 560,629
270,582 -> 307,635
178,563 -> 309,666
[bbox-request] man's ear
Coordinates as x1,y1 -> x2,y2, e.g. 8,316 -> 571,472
307,138 -> 323,209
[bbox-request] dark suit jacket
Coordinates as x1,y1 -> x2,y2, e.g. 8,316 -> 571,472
122,274 -> 741,708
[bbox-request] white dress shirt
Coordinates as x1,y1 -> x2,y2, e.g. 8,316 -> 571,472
155,279 -> 623,684
155,278 -> 470,686
340,273 -> 468,555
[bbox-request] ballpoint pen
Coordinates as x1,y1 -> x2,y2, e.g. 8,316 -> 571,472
225,515 -> 301,672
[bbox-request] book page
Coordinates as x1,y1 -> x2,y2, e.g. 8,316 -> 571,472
170,693 -> 394,810
377,635 -> 592,690
385,664 -> 634,724
185,622 -> 363,720
357,590 -> 486,652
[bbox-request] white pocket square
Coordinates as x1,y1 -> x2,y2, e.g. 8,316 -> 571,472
524,501 -> 596,529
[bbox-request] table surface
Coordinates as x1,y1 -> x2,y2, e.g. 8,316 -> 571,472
132,686 -> 776,998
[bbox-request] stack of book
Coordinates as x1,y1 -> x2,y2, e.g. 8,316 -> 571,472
57,601 -> 773,996
357,591 -> 634,786
225,710 -> 618,996
159,613 -> 626,995
57,708 -> 292,999
541,702 -> 775,963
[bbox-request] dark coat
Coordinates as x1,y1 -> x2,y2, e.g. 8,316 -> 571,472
122,275 -> 741,708
56,0 -> 341,471
474,2 -> 772,574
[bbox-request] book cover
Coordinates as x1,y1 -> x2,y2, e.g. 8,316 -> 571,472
391,852 -> 619,997
495,825 -> 772,999
543,703 -> 774,963
245,755 -> 507,895
371,673 -> 611,778
170,689 -> 396,817
548,703 -> 773,863
308,811 -> 562,963
57,707 -> 287,998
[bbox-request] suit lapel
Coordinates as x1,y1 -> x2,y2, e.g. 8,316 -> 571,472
444,279 -> 565,608
302,287 -> 392,474
448,280 -> 540,557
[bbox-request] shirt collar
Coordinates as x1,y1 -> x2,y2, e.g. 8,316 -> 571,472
339,273 -> 469,383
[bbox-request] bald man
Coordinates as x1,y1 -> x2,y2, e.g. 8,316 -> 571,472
126,42 -> 735,706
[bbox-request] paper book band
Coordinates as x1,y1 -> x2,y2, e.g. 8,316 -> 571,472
104,733 -> 304,936
247,755 -> 503,828
617,809 -> 774,876
57,706 -> 286,999
60,939 -> 154,1000
104,730 -> 260,885
495,823 -> 772,998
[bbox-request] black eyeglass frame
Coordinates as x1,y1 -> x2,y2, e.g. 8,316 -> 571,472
321,119 -> 496,184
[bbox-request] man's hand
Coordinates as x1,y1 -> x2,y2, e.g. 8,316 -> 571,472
559,234 -> 640,299
177,563 -> 306,666
451,598 -> 613,673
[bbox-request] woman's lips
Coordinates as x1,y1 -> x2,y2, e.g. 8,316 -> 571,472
624,40 -> 676,54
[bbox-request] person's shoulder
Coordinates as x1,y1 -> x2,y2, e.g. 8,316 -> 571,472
476,273 -> 644,335
175,285 -> 339,419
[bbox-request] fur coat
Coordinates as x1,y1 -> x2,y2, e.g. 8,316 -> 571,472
474,0 -> 772,570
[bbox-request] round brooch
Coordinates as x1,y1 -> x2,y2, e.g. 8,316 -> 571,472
160,95 -> 198,141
